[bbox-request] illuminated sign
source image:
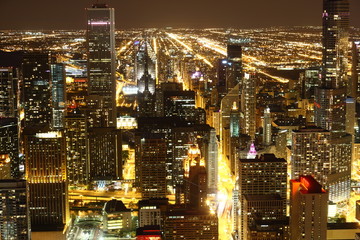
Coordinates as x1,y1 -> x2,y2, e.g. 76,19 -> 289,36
35,132 -> 62,138
90,21 -> 110,25
122,85 -> 138,95
117,117 -> 138,129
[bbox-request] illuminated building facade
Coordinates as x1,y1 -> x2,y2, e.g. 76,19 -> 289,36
263,107 -> 272,146
135,41 -> 156,93
88,127 -> 122,181
352,41 -> 360,100
290,176 -> 328,240
321,0 -> 349,89
103,199 -> 132,233
50,63 -> 66,129
291,127 -> 331,183
25,131 -> 68,230
291,127 -> 350,202
187,162 -> 207,210
315,87 -> 347,135
329,134 -> 352,202
226,43 -> 242,91
86,3 -> 116,127
301,67 -> 319,99
241,73 -> 256,139
0,67 -> 18,117
22,52 -> 52,128
164,209 -> 218,240
243,194 -> 286,240
138,198 -> 168,228
207,128 -> 218,194
238,154 -> 287,239
315,0 -> 349,135
220,84 -> 240,161
138,135 -> 167,199
136,226 -> 162,240
0,118 -> 21,179
0,180 -> 30,240
65,116 -> 88,185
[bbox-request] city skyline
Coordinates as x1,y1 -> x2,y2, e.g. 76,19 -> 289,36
2,0 -> 360,239
0,0 -> 360,29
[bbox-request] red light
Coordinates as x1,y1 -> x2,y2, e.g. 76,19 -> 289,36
300,177 -> 311,190
137,236 -> 161,240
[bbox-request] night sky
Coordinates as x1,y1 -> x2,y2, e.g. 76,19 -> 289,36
0,0 -> 359,29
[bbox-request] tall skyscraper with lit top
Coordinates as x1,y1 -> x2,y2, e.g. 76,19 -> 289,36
315,0 -> 349,134
321,0 -> 349,89
86,3 -> 116,127
313,0 -> 351,203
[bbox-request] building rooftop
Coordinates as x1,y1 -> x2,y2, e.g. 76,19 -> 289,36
240,153 -> 286,163
103,199 -> 130,213
244,194 -> 283,201
293,126 -> 330,133
328,222 -> 360,230
0,179 -> 26,189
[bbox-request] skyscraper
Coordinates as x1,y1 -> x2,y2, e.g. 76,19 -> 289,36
352,41 -> 360,101
238,154 -> 287,239
0,67 -> 18,118
290,176 -> 328,240
263,106 -> 272,146
226,43 -> 242,91
321,0 -> 349,89
0,180 -> 30,240
86,3 -> 116,127
65,115 -> 89,185
88,127 -> 122,181
138,134 -> 167,199
291,127 -> 331,184
50,63 -> 66,129
22,52 -> 52,129
291,127 -> 350,202
25,131 -> 68,230
315,0 -> 349,135
0,118 -> 21,179
241,73 -> 256,139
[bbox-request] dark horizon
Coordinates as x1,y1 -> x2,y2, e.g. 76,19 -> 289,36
1,0 -> 359,30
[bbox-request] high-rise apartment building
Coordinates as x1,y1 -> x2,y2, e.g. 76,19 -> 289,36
86,3 -> 116,127
292,127 -> 351,202
290,176 -> 328,240
241,73 -> 256,139
0,180 -> 30,240
25,131 -> 68,230
291,127 -> 331,183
